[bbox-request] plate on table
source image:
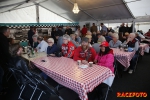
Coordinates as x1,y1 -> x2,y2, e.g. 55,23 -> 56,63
79,64 -> 88,69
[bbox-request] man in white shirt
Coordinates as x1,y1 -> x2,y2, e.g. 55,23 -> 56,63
36,36 -> 48,52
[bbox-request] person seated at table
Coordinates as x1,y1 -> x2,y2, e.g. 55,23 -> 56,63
144,29 -> 150,37
32,35 -> 39,48
122,32 -> 129,42
47,38 -> 59,56
85,34 -> 92,47
123,33 -> 139,74
36,36 -> 48,53
73,37 -> 96,64
135,32 -> 141,42
9,43 -> 23,57
92,38 -> 103,53
105,32 -> 112,43
109,33 -> 122,48
61,34 -> 75,58
70,34 -> 80,47
97,31 -> 106,43
94,41 -> 114,73
8,38 -> 14,45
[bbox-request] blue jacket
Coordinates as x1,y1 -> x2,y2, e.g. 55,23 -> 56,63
47,44 -> 59,54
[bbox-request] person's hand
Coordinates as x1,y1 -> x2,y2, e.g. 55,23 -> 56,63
94,60 -> 97,64
17,47 -> 23,55
82,60 -> 88,64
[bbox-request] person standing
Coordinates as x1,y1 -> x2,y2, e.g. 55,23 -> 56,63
81,25 -> 87,37
100,23 -> 107,33
0,26 -> 11,72
91,23 -> 97,33
27,26 -> 34,47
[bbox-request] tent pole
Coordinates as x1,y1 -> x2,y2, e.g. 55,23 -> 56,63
132,20 -> 135,32
36,4 -> 39,23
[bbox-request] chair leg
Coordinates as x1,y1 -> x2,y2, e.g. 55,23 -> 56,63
38,91 -> 43,100
18,85 -> 26,100
30,85 -> 37,100
104,86 -> 109,100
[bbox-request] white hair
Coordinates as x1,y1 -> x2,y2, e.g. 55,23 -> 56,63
112,33 -> 119,39
108,32 -> 112,36
63,34 -> 70,41
47,38 -> 54,43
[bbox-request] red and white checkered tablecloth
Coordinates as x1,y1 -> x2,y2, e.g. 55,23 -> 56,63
112,48 -> 135,68
140,43 -> 149,56
31,57 -> 114,100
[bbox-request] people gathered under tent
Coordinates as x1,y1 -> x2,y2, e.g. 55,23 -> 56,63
100,23 -> 107,33
27,26 -> 35,47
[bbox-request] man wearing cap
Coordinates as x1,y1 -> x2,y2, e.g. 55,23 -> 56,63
73,37 -> 96,64
61,34 -> 75,58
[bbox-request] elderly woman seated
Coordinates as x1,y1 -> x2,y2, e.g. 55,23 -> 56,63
47,38 -> 59,56
109,33 -> 122,48
123,33 -> 139,74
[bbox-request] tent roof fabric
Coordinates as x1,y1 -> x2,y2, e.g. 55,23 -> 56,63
0,0 -> 149,23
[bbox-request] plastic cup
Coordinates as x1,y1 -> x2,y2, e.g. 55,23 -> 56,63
89,62 -> 93,67
77,60 -> 81,65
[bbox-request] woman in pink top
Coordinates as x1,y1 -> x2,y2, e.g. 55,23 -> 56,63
94,41 -> 114,73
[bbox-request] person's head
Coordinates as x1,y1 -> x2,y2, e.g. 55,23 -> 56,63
135,32 -> 139,37
102,30 -> 107,36
97,32 -> 103,38
128,33 -> 136,42
122,23 -> 125,26
126,23 -> 128,27
112,33 -> 119,42
0,26 -> 10,37
63,34 -> 70,44
47,38 -> 54,46
85,35 -> 92,43
149,29 -> 150,32
93,23 -> 95,26
37,36 -> 43,43
93,31 -> 96,35
125,32 -> 129,37
30,26 -> 34,30
10,43 -> 23,56
8,38 -> 14,45
32,35 -> 38,42
52,27 -> 56,31
81,37 -> 89,50
99,41 -> 110,54
108,32 -> 112,37
86,31 -> 92,35
100,23 -> 104,27
83,25 -> 86,28
70,34 -> 76,40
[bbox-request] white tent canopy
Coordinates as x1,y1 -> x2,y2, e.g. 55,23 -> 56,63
0,0 -> 150,23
